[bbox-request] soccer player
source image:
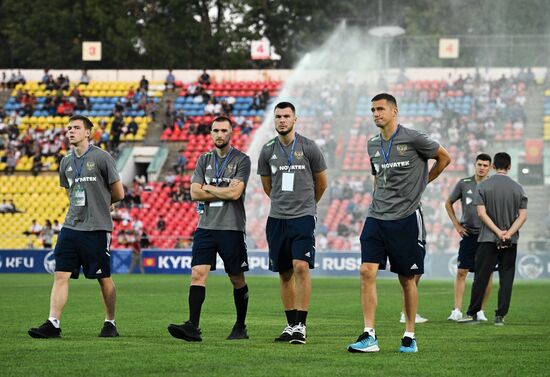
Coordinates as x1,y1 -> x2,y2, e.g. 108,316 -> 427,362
445,154 -> 493,322
168,116 -> 251,341
459,152 -> 528,325
28,115 -> 124,338
258,102 -> 328,344
347,93 -> 451,353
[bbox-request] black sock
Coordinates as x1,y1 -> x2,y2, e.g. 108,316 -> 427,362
188,285 -> 206,327
233,285 -> 249,326
296,310 -> 308,325
285,309 -> 297,325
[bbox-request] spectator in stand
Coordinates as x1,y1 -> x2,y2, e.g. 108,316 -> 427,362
39,220 -> 55,249
156,215 -> 166,232
79,69 -> 90,85
165,69 -> 176,92
15,70 -> 26,85
52,219 -> 61,234
204,100 -> 215,115
31,151 -> 42,176
126,118 -> 138,137
1,72 -> 7,91
146,98 -> 157,121
173,150 -> 187,175
5,150 -> 17,175
110,112 -> 124,150
139,75 -> 149,92
162,172 -> 176,188
24,219 -> 43,236
0,199 -> 10,213
140,228 -> 151,249
164,99 -> 175,130
198,69 -> 211,86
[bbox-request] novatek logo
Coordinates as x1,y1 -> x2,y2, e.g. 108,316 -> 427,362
75,177 -> 97,183
44,251 -> 56,274
381,160 -> 410,169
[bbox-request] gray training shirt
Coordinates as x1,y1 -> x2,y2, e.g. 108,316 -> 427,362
257,133 -> 327,219
473,174 -> 528,244
192,148 -> 251,232
448,176 -> 482,234
368,125 -> 440,220
59,145 -> 120,232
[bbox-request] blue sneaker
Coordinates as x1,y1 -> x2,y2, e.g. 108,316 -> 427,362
347,332 -> 380,353
399,336 -> 418,353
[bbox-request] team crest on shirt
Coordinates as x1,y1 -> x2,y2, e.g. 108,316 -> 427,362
227,163 -> 237,174
270,164 -> 277,174
397,144 -> 408,155
294,151 -> 304,160
86,161 -> 95,171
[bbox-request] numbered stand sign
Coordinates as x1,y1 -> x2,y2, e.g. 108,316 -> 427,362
82,41 -> 102,61
439,38 -> 459,59
251,40 -> 270,60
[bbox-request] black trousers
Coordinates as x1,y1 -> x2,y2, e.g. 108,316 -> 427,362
467,242 -> 517,317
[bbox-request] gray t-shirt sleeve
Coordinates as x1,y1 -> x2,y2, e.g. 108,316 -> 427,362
235,155 -> 251,184
473,186 -> 484,206
519,187 -> 528,209
412,132 -> 440,159
59,157 -> 70,188
191,154 -> 207,184
448,181 -> 462,202
102,152 -> 120,184
304,140 -> 327,173
257,139 -> 274,176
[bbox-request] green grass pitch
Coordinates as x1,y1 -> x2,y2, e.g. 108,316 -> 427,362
1,274 -> 549,376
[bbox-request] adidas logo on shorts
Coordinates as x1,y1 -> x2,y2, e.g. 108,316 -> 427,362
410,264 -> 418,270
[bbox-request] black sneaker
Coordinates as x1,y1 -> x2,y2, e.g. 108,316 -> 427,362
494,315 -> 505,326
99,321 -> 120,337
289,323 -> 306,345
28,320 -> 61,339
274,324 -> 293,342
168,321 -> 202,342
227,323 -> 249,340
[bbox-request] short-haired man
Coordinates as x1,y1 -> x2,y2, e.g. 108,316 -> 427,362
168,116 -> 251,341
446,154 -> 493,321
459,152 -> 528,325
347,93 -> 451,353
258,102 -> 328,344
28,114 -> 125,338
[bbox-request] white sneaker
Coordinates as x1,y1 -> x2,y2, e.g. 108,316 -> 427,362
400,313 -> 428,323
448,309 -> 463,321
476,310 -> 488,321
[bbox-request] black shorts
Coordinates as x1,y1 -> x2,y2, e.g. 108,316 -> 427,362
191,228 -> 248,275
266,215 -> 315,273
360,210 -> 426,276
457,234 -> 479,272
54,227 -> 112,279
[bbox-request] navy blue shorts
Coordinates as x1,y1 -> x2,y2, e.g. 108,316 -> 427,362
54,227 -> 112,279
191,228 -> 248,274
360,210 -> 426,276
457,234 -> 479,272
266,215 -> 315,273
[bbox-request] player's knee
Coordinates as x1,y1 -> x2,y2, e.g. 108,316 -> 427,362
292,260 -> 309,276
457,269 -> 468,279
359,264 -> 377,281
228,273 -> 245,287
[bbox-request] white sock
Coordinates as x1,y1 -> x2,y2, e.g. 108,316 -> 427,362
404,331 -> 415,339
48,316 -> 60,328
105,319 -> 116,325
364,327 -> 376,338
